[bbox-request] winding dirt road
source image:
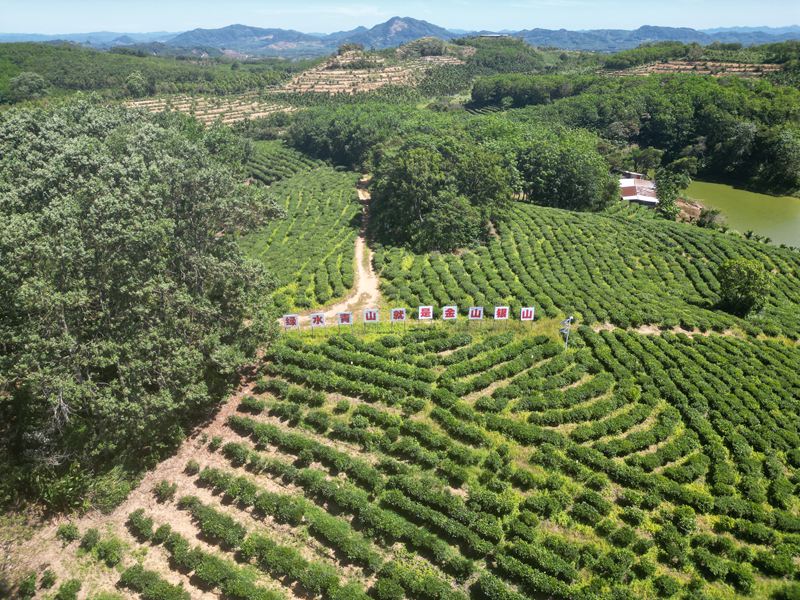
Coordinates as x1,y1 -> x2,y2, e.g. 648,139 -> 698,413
295,177 -> 381,327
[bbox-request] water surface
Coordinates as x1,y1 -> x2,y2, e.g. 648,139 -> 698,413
686,181 -> 800,248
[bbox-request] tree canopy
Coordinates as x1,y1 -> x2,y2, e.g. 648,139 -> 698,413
717,257 -> 772,315
0,100 -> 280,509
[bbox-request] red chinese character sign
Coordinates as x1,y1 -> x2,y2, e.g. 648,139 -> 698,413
520,307 -> 536,322
494,306 -> 510,320
418,306 -> 433,320
283,314 -> 299,330
468,307 -> 484,320
363,308 -> 379,323
391,308 -> 407,322
337,312 -> 353,326
310,313 -> 325,328
442,306 -> 458,320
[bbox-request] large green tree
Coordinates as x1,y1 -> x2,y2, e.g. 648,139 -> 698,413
717,257 -> 772,315
8,71 -> 48,102
516,127 -> 618,211
0,100 -> 280,508
369,134 -> 512,252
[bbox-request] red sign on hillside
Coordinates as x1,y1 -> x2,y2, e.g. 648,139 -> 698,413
364,308 -> 379,323
442,306 -> 458,320
391,308 -> 407,322
520,307 -> 536,321
494,306 -> 510,320
469,307 -> 484,320
310,313 -> 325,328
418,306 -> 433,320
337,312 -> 353,326
283,314 -> 299,329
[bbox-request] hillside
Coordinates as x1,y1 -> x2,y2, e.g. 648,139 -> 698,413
4,14 -> 800,600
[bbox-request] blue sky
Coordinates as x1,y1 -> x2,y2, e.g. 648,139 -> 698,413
3,0 -> 799,34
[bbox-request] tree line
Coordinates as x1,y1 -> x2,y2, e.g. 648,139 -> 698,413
475,72 -> 800,196
287,103 -> 618,252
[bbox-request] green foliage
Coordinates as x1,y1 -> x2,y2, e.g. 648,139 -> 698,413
41,568 -> 57,589
0,42 -> 308,102
153,480 -> 178,503
124,70 -> 148,97
604,42 -> 695,69
56,522 -> 79,544
0,100 -> 279,509
516,126 -> 618,211
471,74 -> 599,108
119,564 -> 190,600
370,133 -> 512,252
655,168 -> 690,220
7,71 -> 48,102
54,579 -> 81,600
95,536 -> 124,567
717,257 -> 772,315
80,528 -> 100,551
520,74 -> 800,195
239,166 -> 359,312
18,573 -> 36,599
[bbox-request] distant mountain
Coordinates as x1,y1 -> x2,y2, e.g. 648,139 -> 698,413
339,16 -> 455,49
702,25 -> 800,35
2,19 -> 799,57
162,17 -> 454,54
0,31 -> 177,45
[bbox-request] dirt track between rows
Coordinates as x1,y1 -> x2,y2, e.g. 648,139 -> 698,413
294,176 -> 381,327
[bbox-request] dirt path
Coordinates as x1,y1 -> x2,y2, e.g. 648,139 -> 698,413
592,322 -> 739,338
295,176 -> 381,327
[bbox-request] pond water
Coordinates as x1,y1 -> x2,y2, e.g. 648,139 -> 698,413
686,181 -> 800,248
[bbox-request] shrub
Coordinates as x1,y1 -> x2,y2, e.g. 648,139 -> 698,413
653,575 -> 680,597
373,577 -> 405,600
120,563 -> 191,600
96,536 -> 124,567
334,399 -> 351,414
18,572 -> 36,599
41,568 -> 57,589
673,505 -> 696,535
55,579 -> 81,600
185,459 -> 200,475
153,480 -> 178,503
209,435 -> 224,451
80,528 -> 100,551
56,522 -> 80,544
727,562 -> 755,595
128,508 -> 154,540
239,395 -> 266,414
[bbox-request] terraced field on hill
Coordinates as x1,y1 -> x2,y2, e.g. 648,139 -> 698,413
127,94 -> 294,125
20,325 -> 800,599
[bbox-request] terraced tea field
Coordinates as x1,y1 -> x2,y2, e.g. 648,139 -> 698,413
279,54 -> 465,95
247,140 -> 323,187
239,166 -> 362,312
127,94 -> 294,125
612,60 -> 782,77
374,201 -> 800,339
610,60 -> 782,78
15,325 -> 800,599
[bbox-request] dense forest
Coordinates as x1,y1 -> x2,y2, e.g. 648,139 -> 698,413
0,43 -> 317,101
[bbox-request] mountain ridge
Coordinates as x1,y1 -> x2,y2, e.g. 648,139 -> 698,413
2,17 -> 799,56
